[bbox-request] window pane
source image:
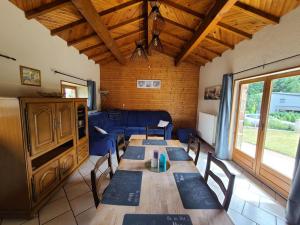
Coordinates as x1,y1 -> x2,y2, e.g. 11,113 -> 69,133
262,75 -> 300,178
235,81 -> 264,158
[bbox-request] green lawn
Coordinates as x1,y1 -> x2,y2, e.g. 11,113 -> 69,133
242,127 -> 299,157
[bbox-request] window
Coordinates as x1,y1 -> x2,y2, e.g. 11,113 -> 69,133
62,85 -> 77,98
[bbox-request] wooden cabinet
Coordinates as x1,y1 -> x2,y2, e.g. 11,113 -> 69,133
27,103 -> 57,156
32,160 -> 60,202
77,141 -> 89,164
56,102 -> 74,144
0,98 -> 89,218
59,149 -> 77,179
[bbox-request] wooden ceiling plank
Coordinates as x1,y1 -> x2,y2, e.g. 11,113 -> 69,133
80,29 -> 142,54
159,0 -> 205,19
199,46 -> 221,57
108,15 -> 144,30
143,0 -> 149,51
72,0 -> 126,64
164,18 -> 194,32
67,33 -> 96,46
51,0 -> 143,35
217,22 -> 252,39
175,0 -> 238,65
234,2 -> 280,25
205,36 -> 234,49
25,0 -> 70,19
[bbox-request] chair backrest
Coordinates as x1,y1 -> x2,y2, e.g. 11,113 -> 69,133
204,152 -> 235,211
146,126 -> 166,140
116,133 -> 126,163
91,151 -> 114,207
187,134 -> 201,165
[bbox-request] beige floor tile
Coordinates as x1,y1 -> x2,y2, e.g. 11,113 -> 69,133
89,156 -> 101,165
65,180 -> 90,201
83,174 -> 92,189
242,202 -> 276,225
79,161 -> 95,176
64,171 -> 84,190
76,207 -> 97,225
259,197 -> 286,218
1,217 -> 38,225
276,217 -> 288,225
228,209 -> 256,225
229,195 -> 246,214
39,197 -> 70,224
275,194 -> 287,208
48,188 -> 66,203
43,211 -> 76,225
69,191 -> 94,216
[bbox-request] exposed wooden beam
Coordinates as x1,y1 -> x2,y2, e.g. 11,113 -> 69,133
25,0 -> 70,19
51,0 -> 142,35
160,0 -> 205,19
205,36 -> 234,49
72,0 -> 126,64
67,33 -> 96,46
175,0 -> 238,65
143,0 -> 149,51
217,22 -> 252,39
79,29 -> 142,54
234,2 -> 280,25
164,18 -> 194,32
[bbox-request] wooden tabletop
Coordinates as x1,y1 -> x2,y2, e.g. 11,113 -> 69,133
92,135 -> 234,225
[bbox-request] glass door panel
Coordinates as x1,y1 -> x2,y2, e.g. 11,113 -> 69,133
235,81 -> 264,158
262,75 -> 300,178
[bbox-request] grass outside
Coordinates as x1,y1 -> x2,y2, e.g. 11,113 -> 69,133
242,127 -> 299,157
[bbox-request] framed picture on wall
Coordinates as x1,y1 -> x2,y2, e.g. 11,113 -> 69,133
20,66 -> 41,87
204,85 -> 221,100
137,80 -> 161,89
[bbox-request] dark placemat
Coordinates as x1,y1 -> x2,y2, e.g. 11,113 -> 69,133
123,146 -> 145,160
166,147 -> 192,161
122,214 -> 193,225
102,170 -> 142,206
142,139 -> 167,146
173,173 -> 222,209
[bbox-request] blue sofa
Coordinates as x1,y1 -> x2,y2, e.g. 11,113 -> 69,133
88,110 -> 173,156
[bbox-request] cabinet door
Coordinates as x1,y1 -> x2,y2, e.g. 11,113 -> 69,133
75,101 -> 88,145
32,160 -> 60,202
59,149 -> 77,179
77,141 -> 89,164
56,102 -> 74,144
27,103 -> 57,156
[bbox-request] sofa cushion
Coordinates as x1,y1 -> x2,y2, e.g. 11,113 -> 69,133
124,127 -> 146,139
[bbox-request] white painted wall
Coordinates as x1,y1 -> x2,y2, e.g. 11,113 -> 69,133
0,1 -> 100,109
198,6 -> 300,116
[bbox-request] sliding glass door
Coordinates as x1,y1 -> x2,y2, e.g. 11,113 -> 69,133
233,72 -> 300,197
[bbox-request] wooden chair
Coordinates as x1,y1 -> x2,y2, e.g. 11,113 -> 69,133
204,152 -> 235,211
187,134 -> 201,165
146,126 -> 166,140
91,151 -> 114,207
115,133 -> 126,163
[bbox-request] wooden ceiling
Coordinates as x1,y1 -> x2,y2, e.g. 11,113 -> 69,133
10,0 -> 300,66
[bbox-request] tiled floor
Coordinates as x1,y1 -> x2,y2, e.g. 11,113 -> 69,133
0,143 -> 288,225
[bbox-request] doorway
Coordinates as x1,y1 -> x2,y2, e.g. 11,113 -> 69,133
233,71 -> 300,197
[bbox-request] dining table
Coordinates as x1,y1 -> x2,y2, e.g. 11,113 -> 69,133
91,135 -> 234,225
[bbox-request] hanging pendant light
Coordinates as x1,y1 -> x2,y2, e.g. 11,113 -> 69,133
149,1 -> 165,30
130,40 -> 148,61
149,30 -> 163,52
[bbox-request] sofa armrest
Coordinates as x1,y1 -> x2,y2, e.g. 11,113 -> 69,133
165,123 -> 173,139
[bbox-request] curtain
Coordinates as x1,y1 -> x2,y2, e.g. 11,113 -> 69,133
87,80 -> 96,111
286,138 -> 300,225
215,73 -> 233,160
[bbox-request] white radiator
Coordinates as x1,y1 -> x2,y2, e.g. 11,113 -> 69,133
197,112 -> 218,146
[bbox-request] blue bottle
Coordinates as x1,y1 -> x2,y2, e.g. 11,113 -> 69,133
159,153 -> 167,172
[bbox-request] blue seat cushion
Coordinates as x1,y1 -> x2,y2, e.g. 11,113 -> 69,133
124,127 -> 146,139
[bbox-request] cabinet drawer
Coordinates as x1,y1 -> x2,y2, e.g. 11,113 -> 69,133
77,142 -> 89,163
59,149 -> 77,179
32,160 -> 60,202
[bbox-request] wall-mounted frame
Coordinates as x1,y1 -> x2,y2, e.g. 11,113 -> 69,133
20,65 -> 41,87
204,85 -> 221,100
137,80 -> 161,89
